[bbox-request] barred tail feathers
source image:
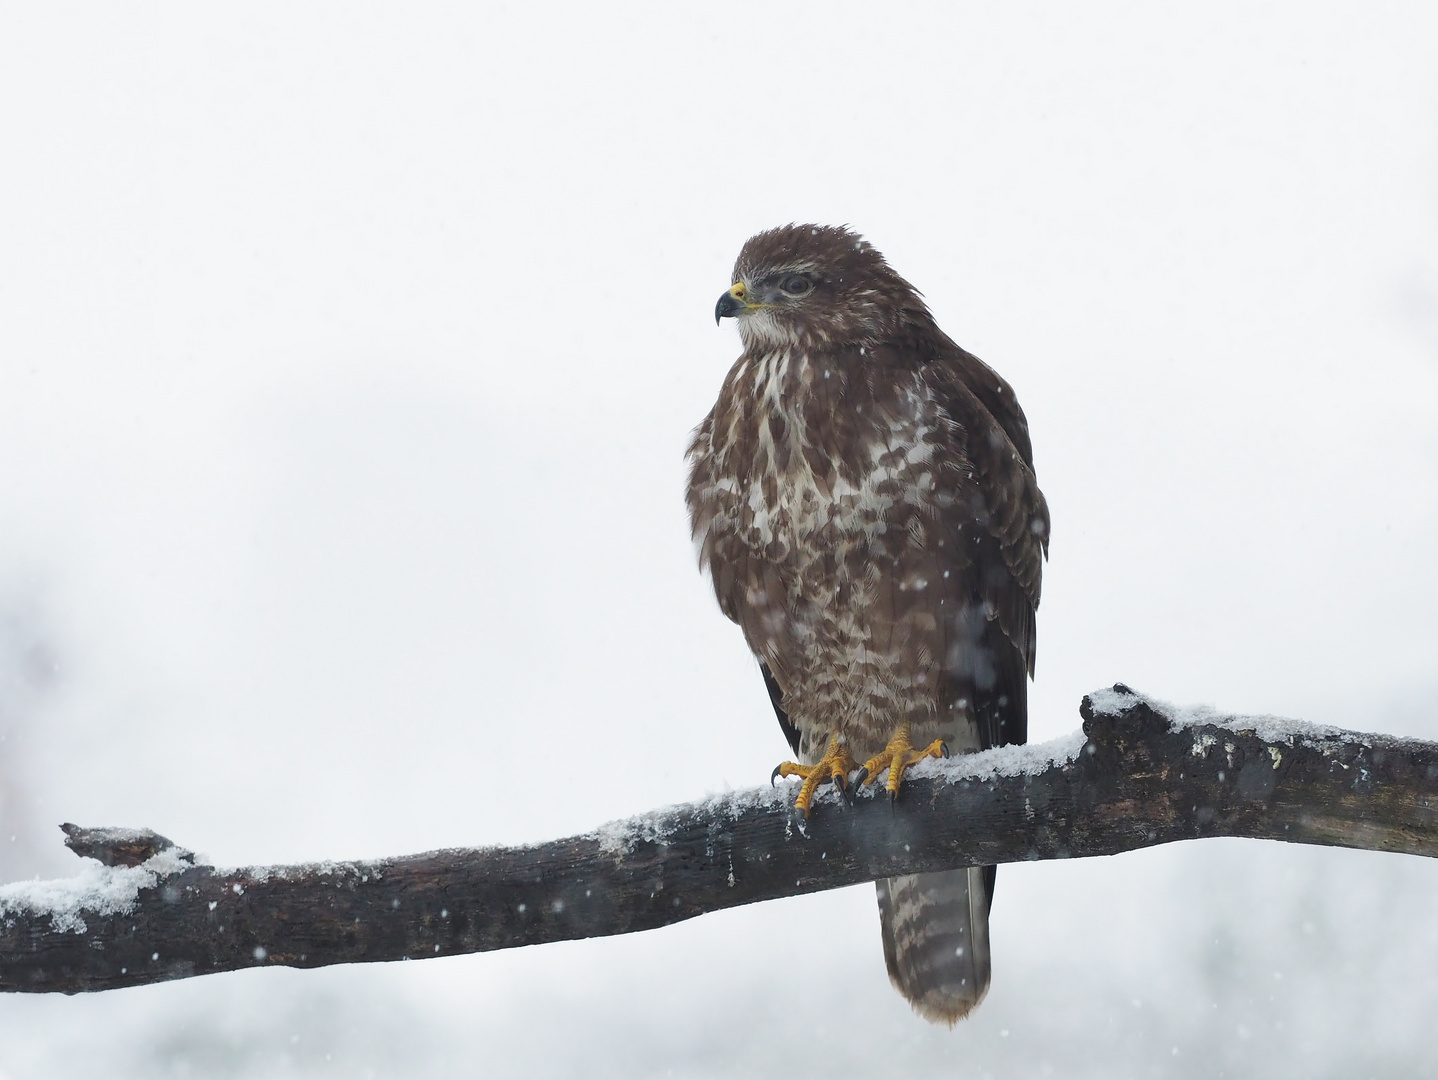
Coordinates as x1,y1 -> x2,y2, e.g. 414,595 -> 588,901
876,867 -> 993,1025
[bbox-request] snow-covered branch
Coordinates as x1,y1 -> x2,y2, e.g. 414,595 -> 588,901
4,686 -> 1437,995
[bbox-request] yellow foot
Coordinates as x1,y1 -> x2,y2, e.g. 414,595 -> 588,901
771,735 -> 859,817
857,724 -> 949,800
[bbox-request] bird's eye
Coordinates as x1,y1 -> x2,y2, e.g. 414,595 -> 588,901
780,274 -> 812,296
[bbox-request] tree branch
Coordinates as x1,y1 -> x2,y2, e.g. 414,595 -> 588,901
4,686 -> 1437,994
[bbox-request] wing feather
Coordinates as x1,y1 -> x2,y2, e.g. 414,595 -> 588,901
920,340 -> 1047,751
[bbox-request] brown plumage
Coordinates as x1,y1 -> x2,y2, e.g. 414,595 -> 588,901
686,225 -> 1049,1024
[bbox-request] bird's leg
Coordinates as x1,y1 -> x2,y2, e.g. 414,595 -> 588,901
856,723 -> 948,800
771,734 -> 859,817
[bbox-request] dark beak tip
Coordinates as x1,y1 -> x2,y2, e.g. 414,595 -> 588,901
714,291 -> 742,324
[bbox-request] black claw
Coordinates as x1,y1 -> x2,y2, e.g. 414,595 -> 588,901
854,766 -> 870,787
770,764 -> 783,787
940,741 -> 951,759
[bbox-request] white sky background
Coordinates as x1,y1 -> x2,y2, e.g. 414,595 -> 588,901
1,3 -> 1436,1077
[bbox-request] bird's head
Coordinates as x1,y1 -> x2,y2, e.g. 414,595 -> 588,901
715,224 -> 929,350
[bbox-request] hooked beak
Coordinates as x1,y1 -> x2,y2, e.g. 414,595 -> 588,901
714,282 -> 747,325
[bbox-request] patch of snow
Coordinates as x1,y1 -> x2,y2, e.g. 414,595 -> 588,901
1084,685 -> 1145,718
697,783 -> 798,820
1085,685 -> 1358,747
0,848 -> 192,934
912,729 -> 1090,784
594,815 -> 669,857
213,860 -> 373,882
594,782 -> 795,856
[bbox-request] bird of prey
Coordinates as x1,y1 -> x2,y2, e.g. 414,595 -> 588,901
686,225 -> 1049,1024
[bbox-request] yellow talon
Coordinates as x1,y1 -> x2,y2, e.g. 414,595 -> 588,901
858,724 -> 947,798
772,735 -> 858,817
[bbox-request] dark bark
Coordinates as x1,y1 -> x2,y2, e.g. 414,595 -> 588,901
4,687 -> 1437,995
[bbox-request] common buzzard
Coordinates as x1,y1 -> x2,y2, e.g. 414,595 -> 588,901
687,225 -> 1049,1024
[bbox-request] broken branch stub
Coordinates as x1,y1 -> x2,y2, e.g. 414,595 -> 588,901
59,824 -> 192,869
